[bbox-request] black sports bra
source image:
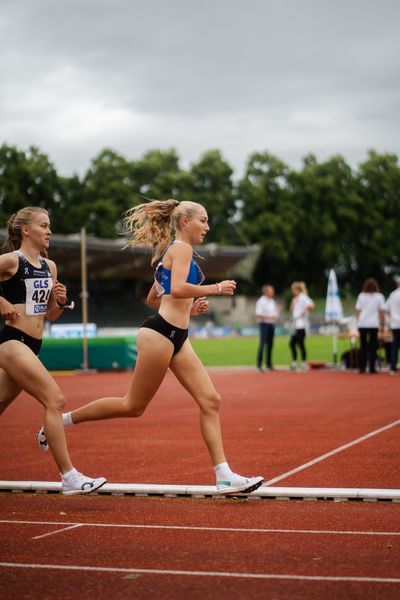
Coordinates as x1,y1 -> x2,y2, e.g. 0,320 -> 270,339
1,251 -> 53,315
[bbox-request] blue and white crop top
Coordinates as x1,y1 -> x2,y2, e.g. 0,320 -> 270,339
154,241 -> 205,297
0,251 -> 53,315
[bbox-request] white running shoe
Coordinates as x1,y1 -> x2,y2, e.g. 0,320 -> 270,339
37,425 -> 48,452
62,473 -> 107,495
216,474 -> 264,495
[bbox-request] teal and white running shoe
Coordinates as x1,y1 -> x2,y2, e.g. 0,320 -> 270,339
216,474 -> 264,495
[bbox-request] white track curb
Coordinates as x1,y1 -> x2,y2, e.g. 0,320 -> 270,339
1,481 -> 399,501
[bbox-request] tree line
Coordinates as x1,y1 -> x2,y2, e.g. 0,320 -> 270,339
1,143 -> 399,296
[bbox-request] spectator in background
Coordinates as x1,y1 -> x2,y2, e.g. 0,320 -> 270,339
355,278 -> 385,374
255,284 -> 279,372
289,282 -> 315,371
385,276 -> 400,375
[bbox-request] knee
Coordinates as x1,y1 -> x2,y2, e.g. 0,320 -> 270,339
126,406 -> 145,418
47,389 -> 66,413
54,390 -> 66,412
202,391 -> 222,414
122,396 -> 146,418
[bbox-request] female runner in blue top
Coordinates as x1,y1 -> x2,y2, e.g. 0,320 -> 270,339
0,206 -> 106,494
38,199 -> 264,494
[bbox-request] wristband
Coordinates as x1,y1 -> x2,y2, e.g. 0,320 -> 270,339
56,298 -> 75,310
214,283 -> 222,295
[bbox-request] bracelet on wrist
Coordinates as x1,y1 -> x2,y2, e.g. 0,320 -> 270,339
214,283 -> 222,295
56,300 -> 66,309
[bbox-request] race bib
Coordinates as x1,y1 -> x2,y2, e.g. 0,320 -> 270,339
25,277 -> 53,315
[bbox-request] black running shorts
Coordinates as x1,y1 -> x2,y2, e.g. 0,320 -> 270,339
0,325 -> 42,356
140,314 -> 188,355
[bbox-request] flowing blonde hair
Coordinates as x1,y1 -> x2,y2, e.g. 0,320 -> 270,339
123,198 -> 204,264
1,207 -> 49,257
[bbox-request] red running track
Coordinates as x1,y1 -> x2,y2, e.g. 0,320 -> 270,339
0,369 -> 399,599
0,494 -> 399,600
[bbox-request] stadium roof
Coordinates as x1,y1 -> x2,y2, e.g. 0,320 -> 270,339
0,230 -> 259,281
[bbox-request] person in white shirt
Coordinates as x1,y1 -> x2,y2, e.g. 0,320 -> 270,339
289,282 -> 315,371
255,284 -> 279,371
385,276 -> 400,375
355,278 -> 385,374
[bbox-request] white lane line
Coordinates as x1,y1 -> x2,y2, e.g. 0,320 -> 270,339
264,418 -> 400,486
0,562 -> 399,584
1,520 -> 399,536
31,524 -> 83,540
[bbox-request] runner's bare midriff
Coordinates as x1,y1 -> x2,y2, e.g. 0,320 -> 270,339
158,295 -> 194,329
5,305 -> 45,339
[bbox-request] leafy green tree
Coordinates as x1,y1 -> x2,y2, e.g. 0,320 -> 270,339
185,150 -> 236,243
79,148 -> 194,237
237,151 -> 295,292
288,154 -> 362,295
0,144 -> 61,224
2,142 -> 400,298
131,149 -> 192,202
53,174 -> 87,234
354,151 -> 400,293
81,149 -> 136,237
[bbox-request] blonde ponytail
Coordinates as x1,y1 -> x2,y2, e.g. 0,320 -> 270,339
123,198 -> 205,264
123,198 -> 180,264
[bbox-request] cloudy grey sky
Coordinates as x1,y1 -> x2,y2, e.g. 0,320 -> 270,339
1,0 -> 399,178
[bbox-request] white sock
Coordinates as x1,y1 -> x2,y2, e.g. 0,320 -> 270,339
213,462 -> 234,481
61,467 -> 78,481
62,412 -> 74,427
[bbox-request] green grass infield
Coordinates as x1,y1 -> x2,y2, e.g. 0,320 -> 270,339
190,335 -> 353,367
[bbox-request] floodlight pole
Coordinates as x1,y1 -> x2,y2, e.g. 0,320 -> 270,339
80,227 -> 89,371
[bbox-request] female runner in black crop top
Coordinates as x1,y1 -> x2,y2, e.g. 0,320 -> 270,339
0,206 -> 106,495
37,199 -> 264,495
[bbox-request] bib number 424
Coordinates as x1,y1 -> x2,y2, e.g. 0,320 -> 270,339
32,288 -> 51,303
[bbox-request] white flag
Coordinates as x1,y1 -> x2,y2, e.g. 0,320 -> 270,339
325,269 -> 344,322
